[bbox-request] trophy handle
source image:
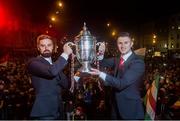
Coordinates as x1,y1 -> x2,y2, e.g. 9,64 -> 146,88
65,42 -> 76,47
96,42 -> 103,46
65,42 -> 76,56
96,42 -> 105,54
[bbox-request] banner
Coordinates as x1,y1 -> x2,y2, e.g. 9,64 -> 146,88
144,74 -> 160,120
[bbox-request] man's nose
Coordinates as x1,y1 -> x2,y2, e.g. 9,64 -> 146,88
121,43 -> 125,46
45,45 -> 48,49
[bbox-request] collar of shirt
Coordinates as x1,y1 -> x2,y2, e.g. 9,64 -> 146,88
42,57 -> 52,65
121,50 -> 132,62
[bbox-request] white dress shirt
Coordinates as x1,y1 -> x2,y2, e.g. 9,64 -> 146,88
43,57 -> 53,65
99,50 -> 133,81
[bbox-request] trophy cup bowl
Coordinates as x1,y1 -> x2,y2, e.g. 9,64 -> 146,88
67,23 -> 103,73
75,35 -> 96,72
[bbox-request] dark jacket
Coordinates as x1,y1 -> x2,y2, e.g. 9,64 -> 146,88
27,56 -> 68,118
100,52 -> 145,119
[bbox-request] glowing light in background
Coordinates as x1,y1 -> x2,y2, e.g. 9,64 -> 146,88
58,1 -> 63,8
112,30 -> 116,36
0,4 -> 6,28
107,22 -> 110,27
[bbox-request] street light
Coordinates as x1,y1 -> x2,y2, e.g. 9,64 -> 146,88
112,30 -> 116,36
58,1 -> 63,8
107,22 -> 110,27
153,35 -> 156,39
51,16 -> 56,22
152,34 -> 156,44
56,11 -> 60,14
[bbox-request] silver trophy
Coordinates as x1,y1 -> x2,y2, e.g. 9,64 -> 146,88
67,23 -> 102,73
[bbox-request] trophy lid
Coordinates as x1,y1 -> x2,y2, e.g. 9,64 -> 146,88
76,22 -> 92,38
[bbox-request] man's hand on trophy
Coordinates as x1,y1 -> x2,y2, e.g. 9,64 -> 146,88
98,42 -> 105,54
88,68 -> 101,76
63,43 -> 73,56
97,42 -> 105,60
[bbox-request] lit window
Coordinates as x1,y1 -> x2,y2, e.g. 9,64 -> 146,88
171,43 -> 174,48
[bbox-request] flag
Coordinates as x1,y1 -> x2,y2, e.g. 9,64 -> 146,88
0,54 -> 9,66
144,74 -> 160,120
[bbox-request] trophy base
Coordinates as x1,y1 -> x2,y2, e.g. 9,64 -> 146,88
79,61 -> 91,73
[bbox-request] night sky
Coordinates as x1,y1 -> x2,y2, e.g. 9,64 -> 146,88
1,0 -> 180,38
19,0 -> 180,23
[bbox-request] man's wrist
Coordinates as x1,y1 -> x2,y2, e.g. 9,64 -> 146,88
61,53 -> 69,60
99,72 -> 106,81
97,54 -> 104,60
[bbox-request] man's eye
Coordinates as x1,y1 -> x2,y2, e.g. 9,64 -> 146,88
125,42 -> 128,44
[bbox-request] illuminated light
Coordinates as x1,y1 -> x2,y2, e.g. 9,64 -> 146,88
0,5 -> 19,31
132,38 -> 135,41
58,2 -> 63,7
112,30 -> 116,36
49,24 -> 52,28
153,35 -> 156,39
0,5 -> 6,28
51,16 -> 56,22
164,44 -> 167,48
46,30 -> 49,34
153,39 -> 156,44
56,11 -> 60,14
107,23 -> 110,27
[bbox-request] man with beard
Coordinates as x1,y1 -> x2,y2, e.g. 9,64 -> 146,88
27,34 -> 72,120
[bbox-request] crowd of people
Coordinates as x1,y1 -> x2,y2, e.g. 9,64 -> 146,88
144,56 -> 180,119
0,49 -> 180,120
0,56 -> 34,119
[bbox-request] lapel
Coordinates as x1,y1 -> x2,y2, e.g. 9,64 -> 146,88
37,56 -> 51,65
114,56 -> 120,76
114,52 -> 136,77
123,52 -> 135,71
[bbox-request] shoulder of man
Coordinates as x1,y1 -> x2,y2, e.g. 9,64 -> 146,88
28,56 -> 41,63
26,56 -> 43,67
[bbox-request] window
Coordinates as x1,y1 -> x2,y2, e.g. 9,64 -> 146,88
171,43 -> 174,48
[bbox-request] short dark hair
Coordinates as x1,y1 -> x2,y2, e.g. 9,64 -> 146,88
118,32 -> 130,38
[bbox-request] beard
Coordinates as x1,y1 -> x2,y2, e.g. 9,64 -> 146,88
41,50 -> 52,57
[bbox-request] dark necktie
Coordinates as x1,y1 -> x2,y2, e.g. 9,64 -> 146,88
119,57 -> 124,69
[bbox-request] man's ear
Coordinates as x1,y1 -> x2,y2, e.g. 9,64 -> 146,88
37,45 -> 40,51
131,41 -> 134,47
